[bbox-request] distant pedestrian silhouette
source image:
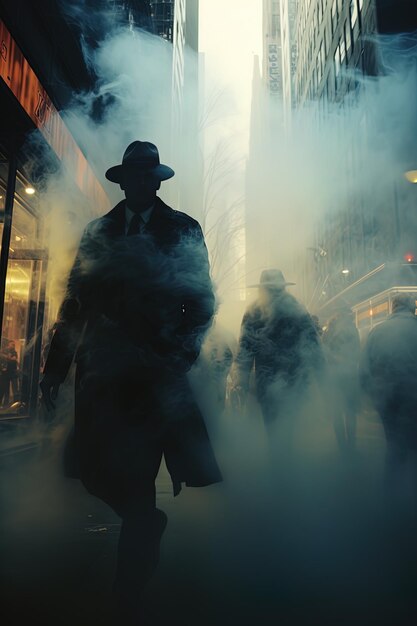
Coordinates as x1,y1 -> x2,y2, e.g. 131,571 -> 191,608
233,270 -> 322,436
360,294 -> 417,506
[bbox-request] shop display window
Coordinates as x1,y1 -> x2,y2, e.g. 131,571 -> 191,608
0,168 -> 45,417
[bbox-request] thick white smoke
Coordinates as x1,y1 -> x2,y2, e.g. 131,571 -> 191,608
3,4 -> 417,624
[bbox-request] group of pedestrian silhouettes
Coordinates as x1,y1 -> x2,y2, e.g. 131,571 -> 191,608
39,141 -> 417,624
230,269 -> 417,498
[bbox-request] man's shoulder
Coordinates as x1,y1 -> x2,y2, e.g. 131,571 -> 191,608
84,201 -> 124,232
367,315 -> 410,344
243,302 -> 262,322
158,200 -> 202,231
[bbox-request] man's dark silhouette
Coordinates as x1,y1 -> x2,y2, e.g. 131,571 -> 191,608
233,269 -> 322,430
360,294 -> 417,501
40,141 -> 222,621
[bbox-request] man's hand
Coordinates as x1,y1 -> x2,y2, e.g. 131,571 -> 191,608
39,374 -> 61,412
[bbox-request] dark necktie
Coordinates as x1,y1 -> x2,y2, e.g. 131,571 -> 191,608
127,213 -> 145,236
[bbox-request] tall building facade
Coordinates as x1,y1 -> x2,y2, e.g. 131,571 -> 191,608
245,1 -> 291,290
245,56 -> 268,288
111,0 -> 153,30
171,0 -> 201,216
280,0 -> 297,123
172,0 -> 199,125
292,0 -> 417,332
150,0 -> 175,41
263,0 -> 283,99
294,0 -> 378,107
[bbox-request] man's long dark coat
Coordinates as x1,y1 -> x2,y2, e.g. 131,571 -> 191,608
44,198 -> 222,511
360,311 -> 417,441
235,290 -> 322,411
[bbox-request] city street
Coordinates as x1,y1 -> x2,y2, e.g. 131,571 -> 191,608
1,1 -> 417,625
2,407 -> 417,626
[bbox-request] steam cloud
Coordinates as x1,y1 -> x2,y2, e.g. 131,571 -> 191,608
2,5 -> 417,625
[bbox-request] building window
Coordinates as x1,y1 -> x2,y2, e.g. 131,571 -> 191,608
345,21 -> 352,55
331,0 -> 337,34
334,45 -> 341,77
317,49 -> 322,83
350,0 -> 358,29
340,36 -> 346,65
271,14 -> 280,38
318,43 -> 324,79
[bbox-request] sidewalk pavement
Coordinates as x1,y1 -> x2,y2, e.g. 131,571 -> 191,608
2,411 -> 416,626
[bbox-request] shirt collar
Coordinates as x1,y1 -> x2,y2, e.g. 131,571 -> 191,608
125,203 -> 154,228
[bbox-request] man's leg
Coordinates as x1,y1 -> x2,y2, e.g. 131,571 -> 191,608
115,486 -> 167,590
113,455 -> 166,621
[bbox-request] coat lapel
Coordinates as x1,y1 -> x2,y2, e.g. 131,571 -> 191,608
101,200 -> 126,238
100,197 -> 175,243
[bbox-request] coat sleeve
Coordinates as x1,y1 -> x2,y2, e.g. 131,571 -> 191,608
233,310 -> 256,391
177,223 -> 216,366
42,228 -> 91,383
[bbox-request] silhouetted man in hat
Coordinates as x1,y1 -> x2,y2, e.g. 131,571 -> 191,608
233,269 -> 322,432
40,141 -> 222,621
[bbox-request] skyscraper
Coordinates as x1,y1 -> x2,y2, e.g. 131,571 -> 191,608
262,0 -> 283,99
171,0 -> 201,215
292,0 -> 417,324
150,0 -> 175,41
280,0 -> 297,124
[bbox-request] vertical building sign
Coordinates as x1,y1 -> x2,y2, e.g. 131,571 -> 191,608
263,1 -> 283,98
268,42 -> 282,95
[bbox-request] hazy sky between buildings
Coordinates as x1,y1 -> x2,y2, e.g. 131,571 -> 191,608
199,0 -> 263,150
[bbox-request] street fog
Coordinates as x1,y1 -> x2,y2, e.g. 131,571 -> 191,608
2,3 -> 417,625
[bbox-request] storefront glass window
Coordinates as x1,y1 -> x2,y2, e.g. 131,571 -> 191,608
0,170 -> 45,416
0,156 -> 9,250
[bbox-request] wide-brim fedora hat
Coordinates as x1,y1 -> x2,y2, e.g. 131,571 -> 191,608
248,269 -> 296,289
105,141 -> 175,183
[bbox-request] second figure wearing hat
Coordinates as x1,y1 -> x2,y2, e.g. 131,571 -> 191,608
232,268 -> 323,438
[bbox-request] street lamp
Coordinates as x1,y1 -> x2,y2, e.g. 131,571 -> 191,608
404,170 -> 417,184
